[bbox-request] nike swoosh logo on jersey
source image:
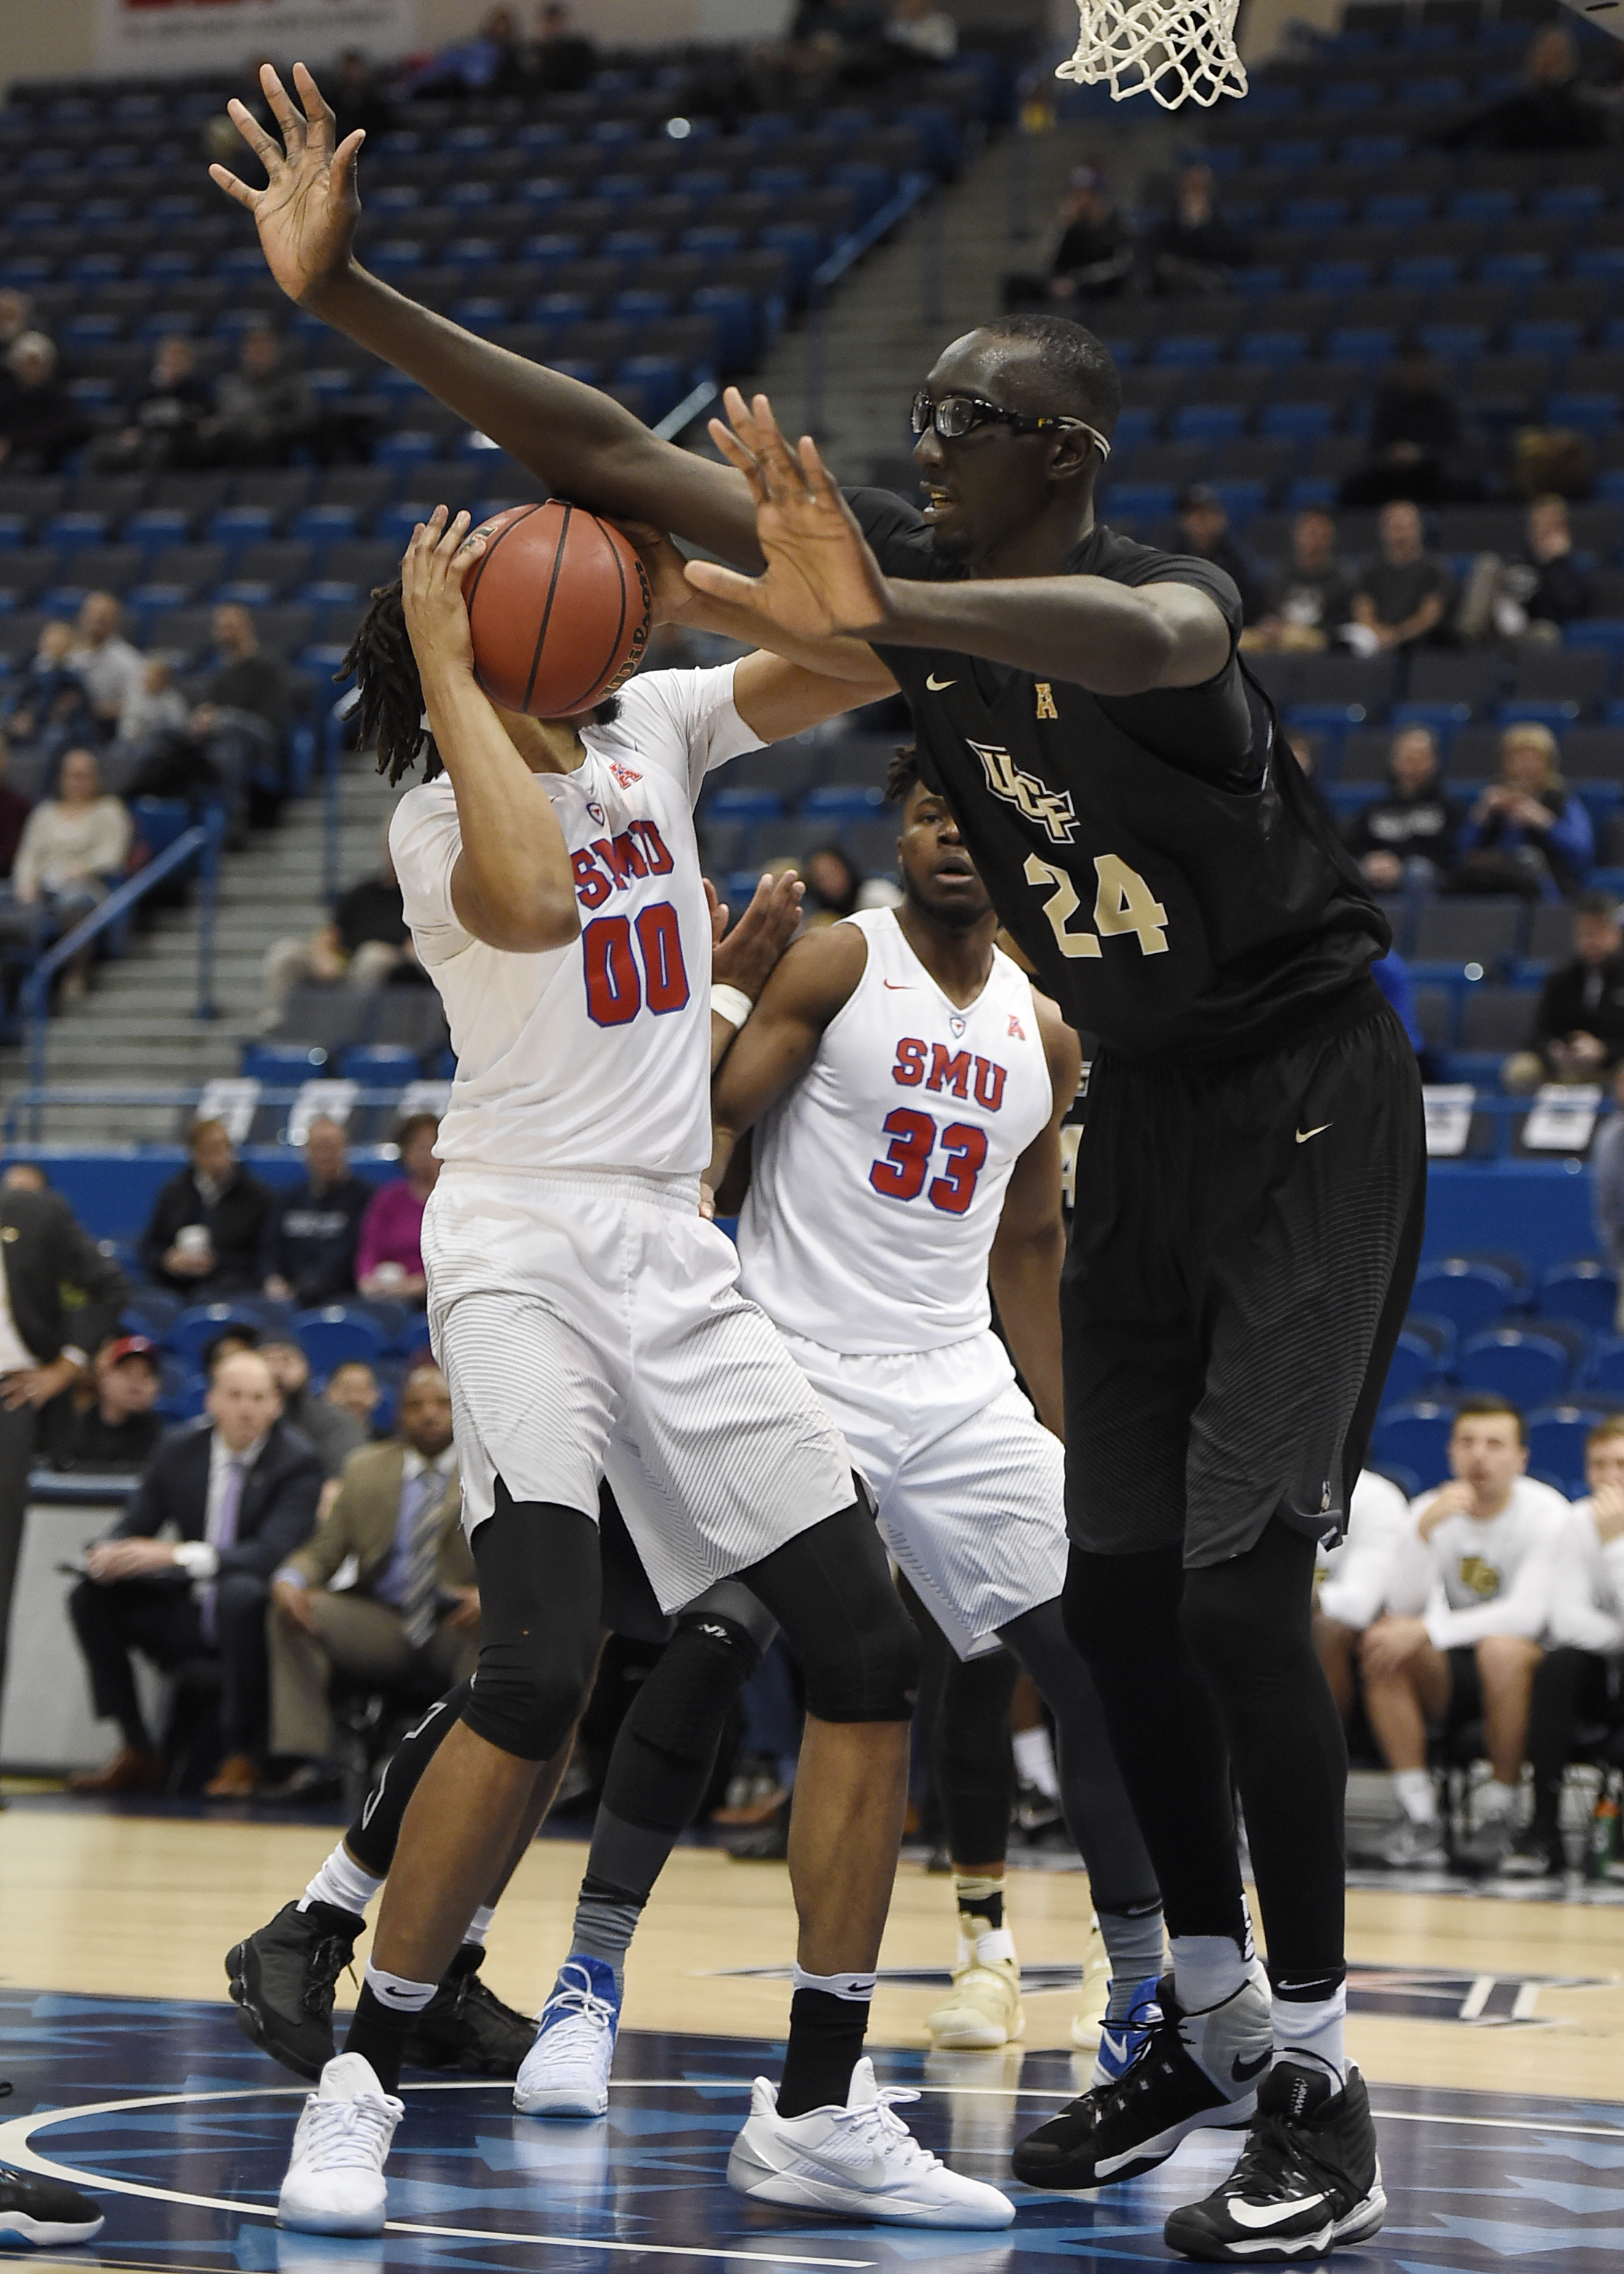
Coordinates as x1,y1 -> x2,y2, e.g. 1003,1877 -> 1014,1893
882,979 -> 913,990
1295,1124 -> 1332,1144
1231,2050 -> 1272,2082
925,673 -> 956,690
1228,2192 -> 1327,2230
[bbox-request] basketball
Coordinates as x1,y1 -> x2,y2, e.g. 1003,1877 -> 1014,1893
464,501 -> 653,720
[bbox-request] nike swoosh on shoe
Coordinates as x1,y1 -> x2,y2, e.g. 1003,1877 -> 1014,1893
1228,2192 -> 1326,2231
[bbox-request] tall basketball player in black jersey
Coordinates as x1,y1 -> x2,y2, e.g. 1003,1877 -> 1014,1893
218,67 -> 1423,2260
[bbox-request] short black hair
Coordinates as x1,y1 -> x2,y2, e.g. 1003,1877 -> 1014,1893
885,745 -> 921,805
969,315 -> 1122,437
1452,1391 -> 1527,1446
1575,890 -> 1620,922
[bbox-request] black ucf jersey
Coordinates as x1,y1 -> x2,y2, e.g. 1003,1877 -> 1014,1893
852,491 -> 1388,1063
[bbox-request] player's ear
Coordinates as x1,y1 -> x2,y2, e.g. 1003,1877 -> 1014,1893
1048,433 -> 1095,485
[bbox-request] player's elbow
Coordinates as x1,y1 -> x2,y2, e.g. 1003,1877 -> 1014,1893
521,893 -> 581,952
1083,612 -> 1178,697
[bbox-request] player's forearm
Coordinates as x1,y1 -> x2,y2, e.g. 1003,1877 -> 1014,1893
681,587 -> 892,687
867,575 -> 1175,695
989,1227 -> 1066,1438
422,666 -> 578,949
303,266 -> 758,562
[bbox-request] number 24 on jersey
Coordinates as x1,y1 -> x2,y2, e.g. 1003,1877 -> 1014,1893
1024,852 -> 1168,960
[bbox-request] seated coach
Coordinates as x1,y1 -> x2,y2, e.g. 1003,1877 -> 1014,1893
67,1347 -> 322,1800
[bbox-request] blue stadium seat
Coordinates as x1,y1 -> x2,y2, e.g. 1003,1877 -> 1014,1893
1410,1257 -> 1520,1339
341,1044 -> 423,1084
241,1041 -> 330,1082
1582,1337 -> 1624,1398
295,1306 -> 390,1373
171,1302 -> 267,1367
1457,1328 -> 1571,1407
1371,1402 -> 1455,1485
1383,1331 -> 1440,1406
1527,1405 -> 1601,1487
1404,1312 -> 1458,1377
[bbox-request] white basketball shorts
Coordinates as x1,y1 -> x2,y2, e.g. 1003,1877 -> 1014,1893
422,1165 -> 857,1614
774,1325 -> 1068,1660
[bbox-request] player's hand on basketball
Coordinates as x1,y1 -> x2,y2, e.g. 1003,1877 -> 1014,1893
614,522 -> 697,625
400,506 -> 484,682
209,63 -> 363,308
713,868 -> 805,999
687,388 -> 893,639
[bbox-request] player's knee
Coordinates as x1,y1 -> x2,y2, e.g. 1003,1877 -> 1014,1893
462,1641 -> 592,1762
641,1608 -> 765,1769
799,1587 -> 920,1723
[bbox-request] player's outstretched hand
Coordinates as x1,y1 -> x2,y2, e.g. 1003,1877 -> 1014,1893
209,62 -> 363,308
400,507 -> 486,683
687,388 -> 893,640
713,867 -> 805,1002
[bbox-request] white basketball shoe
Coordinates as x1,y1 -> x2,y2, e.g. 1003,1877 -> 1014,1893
277,2054 -> 403,2235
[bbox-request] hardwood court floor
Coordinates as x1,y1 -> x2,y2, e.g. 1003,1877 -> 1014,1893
4,1799 -> 1622,2100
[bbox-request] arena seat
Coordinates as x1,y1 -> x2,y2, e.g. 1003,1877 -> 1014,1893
1526,1404 -> 1604,1490
1410,1257 -> 1520,1338
170,1301 -> 268,1367
1540,1260 -> 1619,1333
1457,1327 -> 1571,1407
1380,1330 -> 1440,1406
293,1306 -> 391,1371
1370,1400 -> 1455,1482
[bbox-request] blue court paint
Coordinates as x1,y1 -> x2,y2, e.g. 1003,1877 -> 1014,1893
4,1993 -> 1623,2272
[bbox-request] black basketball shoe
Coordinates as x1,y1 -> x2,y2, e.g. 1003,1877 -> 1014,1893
1011,1967 -> 1269,2192
404,1943 -> 538,2077
1164,2060 -> 1385,2262
0,2164 -> 104,2246
225,1898 -> 363,2080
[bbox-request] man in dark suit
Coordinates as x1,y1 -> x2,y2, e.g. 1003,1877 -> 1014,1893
140,1116 -> 274,1298
67,1348 -> 322,1799
0,1180 -> 128,1705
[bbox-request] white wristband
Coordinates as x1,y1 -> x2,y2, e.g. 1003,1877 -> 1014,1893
711,984 -> 754,1031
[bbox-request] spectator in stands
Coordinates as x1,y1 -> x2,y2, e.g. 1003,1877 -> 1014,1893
202,603 -> 295,742
266,1363 -> 474,1799
118,658 -> 190,750
67,593 -> 147,744
1501,1414 -> 1624,1877
325,1357 -> 383,1437
1145,163 -> 1250,296
4,621 -> 93,760
90,334 -> 211,474
260,835 -> 413,1027
1344,726 -> 1463,891
1457,496 -> 1595,647
1002,166 -> 1134,312
527,1 -> 598,93
1243,509 -> 1357,652
0,1178 -> 128,1714
142,1117 -> 275,1300
198,328 -> 314,469
48,1334 -> 164,1474
262,1117 -> 374,1308
0,1163 -> 46,1192
0,733 -> 31,880
1439,23 -> 1606,154
1342,352 -> 1469,511
330,48 -> 393,142
1455,721 -> 1593,901
1503,890 -> 1624,1095
10,747 -> 133,997
881,0 -> 957,66
0,332 -> 85,474
1362,1395 -> 1568,1873
1175,485 -> 1262,623
0,290 -> 34,354
170,602 -> 300,831
66,1346 -> 322,1799
1313,1468 -> 1414,1730
258,1336 -> 366,1481
1349,501 -> 1455,653
803,844 -> 862,924
356,1113 -> 439,1306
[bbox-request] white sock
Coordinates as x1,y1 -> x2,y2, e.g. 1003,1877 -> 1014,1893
1272,1982 -> 1348,2084
301,1843 -> 384,1919
1013,1724 -> 1060,1800
1477,1779 -> 1516,1822
1171,1931 -> 1253,2013
791,1965 -> 876,2002
464,1905 -> 496,1947
1393,1768 -> 1437,1825
362,1959 -> 438,2013
969,1925 -> 1017,1969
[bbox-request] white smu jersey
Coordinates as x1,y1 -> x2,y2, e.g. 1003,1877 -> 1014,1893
737,906 -> 1053,1354
390,664 -> 759,1176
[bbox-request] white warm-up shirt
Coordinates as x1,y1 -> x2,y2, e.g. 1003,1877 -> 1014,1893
1546,1498 -> 1624,1654
391,665 -> 759,1176
1315,1469 -> 1413,1630
1399,1476 -> 1571,1651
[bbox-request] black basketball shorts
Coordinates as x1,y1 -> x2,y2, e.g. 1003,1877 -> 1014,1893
1063,992 -> 1426,1568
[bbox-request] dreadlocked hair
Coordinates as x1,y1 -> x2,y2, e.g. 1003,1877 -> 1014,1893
884,744 -> 921,806
340,579 -> 441,787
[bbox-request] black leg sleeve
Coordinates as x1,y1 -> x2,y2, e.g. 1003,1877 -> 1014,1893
345,1682 -> 473,1878
460,1484 -> 603,1762
934,1642 -> 1018,1869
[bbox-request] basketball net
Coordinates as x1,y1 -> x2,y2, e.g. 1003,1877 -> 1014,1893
1056,0 -> 1248,109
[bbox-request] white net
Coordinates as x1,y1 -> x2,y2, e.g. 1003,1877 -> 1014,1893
1056,0 -> 1248,109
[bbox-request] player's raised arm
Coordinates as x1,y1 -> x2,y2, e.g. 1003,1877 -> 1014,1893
706,871 -> 805,1074
210,64 -> 760,565
399,508 -> 579,953
708,926 -> 869,1191
688,390 -> 1232,696
988,998 -> 1080,1440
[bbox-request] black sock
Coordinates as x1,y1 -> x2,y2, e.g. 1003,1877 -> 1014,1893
341,1983 -> 417,2095
954,1872 -> 1003,1936
778,1988 -> 870,2119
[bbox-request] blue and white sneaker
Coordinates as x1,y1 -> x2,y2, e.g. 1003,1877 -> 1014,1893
514,1957 -> 620,2118
1091,1977 -> 1163,2088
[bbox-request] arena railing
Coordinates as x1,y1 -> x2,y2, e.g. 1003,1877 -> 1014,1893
1,1083 -> 436,1149
802,169 -> 937,437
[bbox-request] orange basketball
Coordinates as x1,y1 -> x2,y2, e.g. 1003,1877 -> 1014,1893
464,501 -> 652,719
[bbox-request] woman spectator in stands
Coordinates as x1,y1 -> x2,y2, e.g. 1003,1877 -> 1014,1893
1455,722 -> 1593,901
1344,727 -> 1463,893
141,1116 -> 274,1299
0,332 -> 85,474
355,1113 -> 440,1308
9,747 -> 132,998
1002,166 -> 1135,312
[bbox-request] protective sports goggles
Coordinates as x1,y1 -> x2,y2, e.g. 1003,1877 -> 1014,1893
908,388 -> 1111,458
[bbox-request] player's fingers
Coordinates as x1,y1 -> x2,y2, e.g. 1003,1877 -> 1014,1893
684,559 -> 762,607
225,96 -> 282,171
749,395 -> 808,493
720,382 -> 761,450
258,66 -> 308,159
292,61 -> 334,159
208,164 -> 261,212
331,127 -> 366,196
707,419 -> 767,499
797,433 -> 843,508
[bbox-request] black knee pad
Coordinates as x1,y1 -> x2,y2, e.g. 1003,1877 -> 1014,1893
463,1643 -> 594,1762
642,1608 -> 765,1768
462,1487 -> 602,1762
797,1580 -> 921,1724
743,1500 -> 921,1722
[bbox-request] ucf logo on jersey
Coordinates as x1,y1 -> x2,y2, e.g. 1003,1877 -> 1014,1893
1458,1554 -> 1501,1601
969,740 -> 1077,844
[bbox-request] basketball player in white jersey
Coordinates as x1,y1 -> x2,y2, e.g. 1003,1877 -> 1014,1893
274,506 -> 1012,2238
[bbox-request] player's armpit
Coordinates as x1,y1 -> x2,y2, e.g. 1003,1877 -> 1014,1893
708,922 -> 869,1188
731,647 -> 899,744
